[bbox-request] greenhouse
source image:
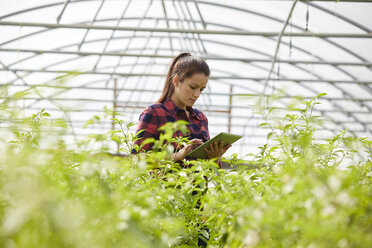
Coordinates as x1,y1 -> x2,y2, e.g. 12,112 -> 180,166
0,0 -> 371,247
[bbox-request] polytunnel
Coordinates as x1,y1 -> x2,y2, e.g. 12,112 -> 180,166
0,0 -> 371,156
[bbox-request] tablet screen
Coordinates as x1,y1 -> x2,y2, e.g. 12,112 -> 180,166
187,132 -> 242,159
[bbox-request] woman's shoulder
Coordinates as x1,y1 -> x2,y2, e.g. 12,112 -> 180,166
192,107 -> 208,120
148,102 -> 167,111
141,102 -> 167,115
148,102 -> 165,109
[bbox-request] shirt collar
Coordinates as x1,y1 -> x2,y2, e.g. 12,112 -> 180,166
163,99 -> 199,119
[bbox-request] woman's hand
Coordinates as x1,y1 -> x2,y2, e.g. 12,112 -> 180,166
204,140 -> 232,159
172,139 -> 203,161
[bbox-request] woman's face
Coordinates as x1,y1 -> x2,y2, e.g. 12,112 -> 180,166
172,73 -> 208,109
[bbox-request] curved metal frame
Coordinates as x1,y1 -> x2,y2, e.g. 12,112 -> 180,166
1,27 -> 369,135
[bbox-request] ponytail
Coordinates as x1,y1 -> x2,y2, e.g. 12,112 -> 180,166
156,52 -> 210,103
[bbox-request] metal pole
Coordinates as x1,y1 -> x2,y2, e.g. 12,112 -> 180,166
3,47 -> 372,67
228,85 -> 233,133
1,21 -> 371,38
112,78 -> 119,153
2,68 -> 372,85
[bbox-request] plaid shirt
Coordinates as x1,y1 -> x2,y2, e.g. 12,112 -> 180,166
133,99 -> 210,153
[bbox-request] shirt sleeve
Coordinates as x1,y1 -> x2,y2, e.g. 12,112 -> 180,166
132,107 -> 159,153
199,111 -> 210,141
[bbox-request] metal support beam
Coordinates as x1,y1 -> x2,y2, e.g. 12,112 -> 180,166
228,85 -> 233,133
2,68 -> 372,85
56,0 -> 71,23
1,21 -> 372,38
4,83 -> 372,106
1,96 -> 372,105
3,105 -> 370,117
1,48 -> 371,67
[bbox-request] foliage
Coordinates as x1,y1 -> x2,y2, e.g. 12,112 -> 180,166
0,89 -> 371,248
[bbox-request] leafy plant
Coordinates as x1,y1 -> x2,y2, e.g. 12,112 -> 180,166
0,88 -> 371,248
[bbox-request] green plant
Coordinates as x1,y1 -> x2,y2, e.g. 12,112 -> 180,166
0,88 -> 371,247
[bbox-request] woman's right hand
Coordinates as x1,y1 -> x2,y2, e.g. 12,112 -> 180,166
204,140 -> 232,159
172,139 -> 203,161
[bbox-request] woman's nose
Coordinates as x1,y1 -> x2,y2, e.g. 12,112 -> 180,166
194,90 -> 201,97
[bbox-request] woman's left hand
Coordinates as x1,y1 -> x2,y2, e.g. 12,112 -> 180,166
204,140 -> 232,159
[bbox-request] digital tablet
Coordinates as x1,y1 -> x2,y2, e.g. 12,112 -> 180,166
187,132 -> 242,159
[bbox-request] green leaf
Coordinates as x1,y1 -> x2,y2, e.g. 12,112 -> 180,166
267,132 -> 274,141
42,112 -> 51,117
142,138 -> 155,146
316,93 -> 327,98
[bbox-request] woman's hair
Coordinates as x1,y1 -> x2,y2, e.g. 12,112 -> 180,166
156,52 -> 210,103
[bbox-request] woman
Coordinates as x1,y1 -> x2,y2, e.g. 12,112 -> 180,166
133,52 -> 231,162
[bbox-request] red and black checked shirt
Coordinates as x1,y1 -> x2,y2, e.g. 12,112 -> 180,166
133,99 -> 210,153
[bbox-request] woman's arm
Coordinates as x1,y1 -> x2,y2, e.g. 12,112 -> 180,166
132,107 -> 159,153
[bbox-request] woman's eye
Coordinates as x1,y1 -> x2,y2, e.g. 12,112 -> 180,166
190,86 -> 196,89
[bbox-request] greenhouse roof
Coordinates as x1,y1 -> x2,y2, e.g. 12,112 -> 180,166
0,0 -> 371,155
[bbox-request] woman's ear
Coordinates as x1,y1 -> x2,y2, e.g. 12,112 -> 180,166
172,75 -> 179,87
